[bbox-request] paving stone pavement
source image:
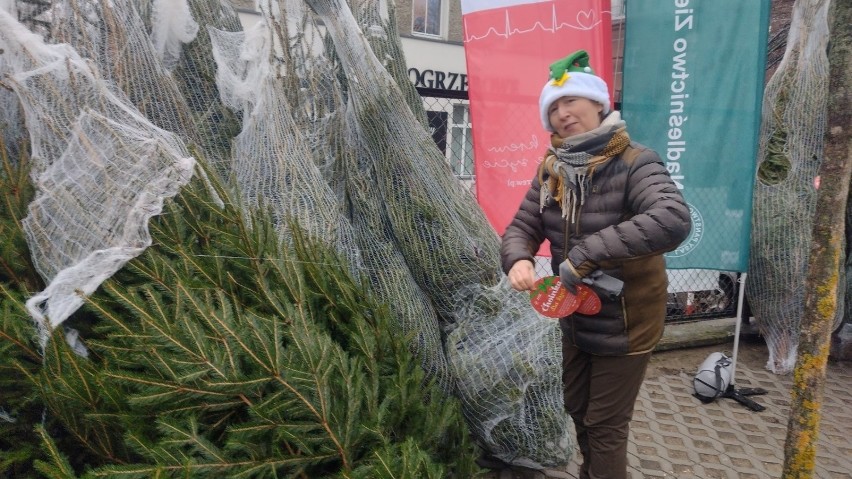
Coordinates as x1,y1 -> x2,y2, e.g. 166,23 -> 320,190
484,340 -> 852,479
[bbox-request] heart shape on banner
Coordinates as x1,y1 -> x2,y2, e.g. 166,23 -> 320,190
576,10 -> 597,30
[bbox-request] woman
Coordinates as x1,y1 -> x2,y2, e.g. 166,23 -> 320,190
500,50 -> 691,479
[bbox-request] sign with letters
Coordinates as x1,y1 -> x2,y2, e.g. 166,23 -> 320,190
622,0 -> 770,271
408,68 -> 468,91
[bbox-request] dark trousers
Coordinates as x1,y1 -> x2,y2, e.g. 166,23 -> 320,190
561,337 -> 651,479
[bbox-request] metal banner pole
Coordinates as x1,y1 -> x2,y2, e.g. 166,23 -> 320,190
721,272 -> 768,411
729,272 -> 747,383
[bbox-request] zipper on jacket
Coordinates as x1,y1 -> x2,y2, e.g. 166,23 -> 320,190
564,201 -> 581,344
563,200 -> 582,244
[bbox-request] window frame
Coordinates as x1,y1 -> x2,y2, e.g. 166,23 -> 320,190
447,101 -> 474,180
411,0 -> 445,38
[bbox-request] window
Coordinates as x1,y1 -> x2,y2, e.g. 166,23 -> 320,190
448,103 -> 474,178
412,0 -> 442,36
611,0 -> 625,20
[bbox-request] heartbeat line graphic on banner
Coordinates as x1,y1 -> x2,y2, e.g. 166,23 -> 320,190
463,6 -> 607,42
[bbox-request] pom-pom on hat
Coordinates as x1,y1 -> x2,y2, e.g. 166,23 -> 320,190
539,50 -> 611,132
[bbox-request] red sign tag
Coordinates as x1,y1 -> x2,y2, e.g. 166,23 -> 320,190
530,276 -> 603,318
574,284 -> 602,315
529,276 -> 580,318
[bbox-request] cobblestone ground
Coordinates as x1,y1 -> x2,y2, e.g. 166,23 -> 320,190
482,339 -> 852,479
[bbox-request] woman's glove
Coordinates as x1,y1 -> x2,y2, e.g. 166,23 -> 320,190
558,259 -> 583,294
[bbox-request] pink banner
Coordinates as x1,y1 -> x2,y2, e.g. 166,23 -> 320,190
462,0 -> 612,255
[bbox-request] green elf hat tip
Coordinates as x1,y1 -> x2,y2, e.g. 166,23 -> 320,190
549,50 -> 595,84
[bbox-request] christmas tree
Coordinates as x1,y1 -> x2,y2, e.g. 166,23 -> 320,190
0,148 -> 481,478
1,0 -> 573,472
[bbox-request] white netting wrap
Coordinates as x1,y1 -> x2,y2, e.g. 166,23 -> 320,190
49,0 -> 203,156
0,16 -> 81,179
296,0 -> 571,466
747,0 -> 840,374
3,0 -> 575,467
0,1 -> 24,160
301,0 -> 501,313
447,281 -> 572,467
9,0 -> 52,39
123,0 -> 246,172
165,0 -> 245,173
216,14 -> 364,276
0,61 -> 25,162
0,10 -> 194,340
148,0 -> 199,71
23,109 -> 194,339
350,0 -> 428,127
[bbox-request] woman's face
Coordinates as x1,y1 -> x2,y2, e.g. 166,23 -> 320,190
547,96 -> 604,138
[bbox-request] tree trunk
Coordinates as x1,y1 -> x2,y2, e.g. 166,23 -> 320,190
782,0 -> 852,477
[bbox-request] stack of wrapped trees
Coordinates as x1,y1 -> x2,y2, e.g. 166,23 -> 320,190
0,0 -> 572,475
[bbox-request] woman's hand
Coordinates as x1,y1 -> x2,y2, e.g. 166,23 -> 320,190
508,260 -> 536,291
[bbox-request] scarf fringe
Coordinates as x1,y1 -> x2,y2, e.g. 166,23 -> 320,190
539,128 -> 630,221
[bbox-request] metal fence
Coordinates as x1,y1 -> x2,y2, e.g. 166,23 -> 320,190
417,87 -> 740,323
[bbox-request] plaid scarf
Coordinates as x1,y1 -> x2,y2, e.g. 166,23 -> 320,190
538,114 -> 630,222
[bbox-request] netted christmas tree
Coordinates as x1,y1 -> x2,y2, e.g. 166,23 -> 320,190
1,0 -> 573,473
0,148 -> 481,477
747,0 -> 844,374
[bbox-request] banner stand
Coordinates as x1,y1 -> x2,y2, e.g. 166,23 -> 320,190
720,273 -> 767,412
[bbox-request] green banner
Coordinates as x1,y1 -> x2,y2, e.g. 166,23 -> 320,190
622,0 -> 770,272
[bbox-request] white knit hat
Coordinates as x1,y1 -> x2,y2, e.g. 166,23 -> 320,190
539,50 -> 610,132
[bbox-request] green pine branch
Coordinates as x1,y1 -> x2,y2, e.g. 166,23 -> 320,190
0,137 -> 40,289
0,139 -> 57,478
33,425 -> 77,479
1,161 -> 482,478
